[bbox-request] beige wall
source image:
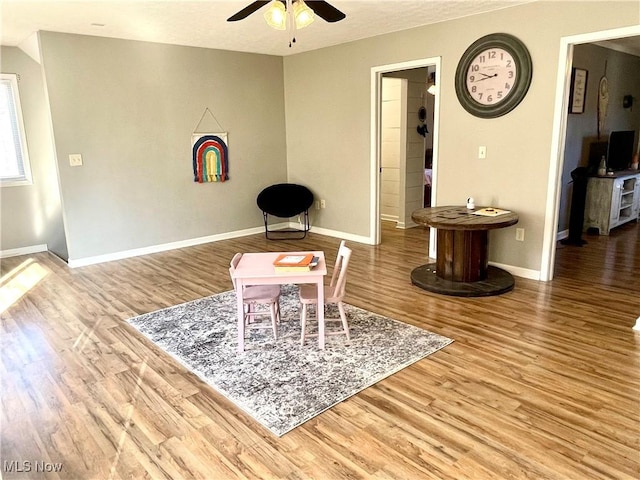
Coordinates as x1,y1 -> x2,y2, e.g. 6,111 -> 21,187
283,1 -> 639,273
3,2 -> 637,272
0,46 -> 66,259
39,32 -> 288,261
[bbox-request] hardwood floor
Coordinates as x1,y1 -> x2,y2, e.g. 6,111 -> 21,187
1,221 -> 638,479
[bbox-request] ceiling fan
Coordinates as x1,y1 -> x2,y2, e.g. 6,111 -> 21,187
227,1 -> 346,25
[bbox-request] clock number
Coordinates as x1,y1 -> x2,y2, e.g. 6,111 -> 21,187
487,94 -> 493,103
497,91 -> 503,99
470,75 -> 475,82
472,86 -> 477,93
472,64 -> 480,72
508,71 -> 514,79
506,60 -> 512,67
488,51 -> 496,59
505,83 -> 511,90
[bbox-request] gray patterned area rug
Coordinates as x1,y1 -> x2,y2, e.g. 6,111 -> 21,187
127,285 -> 453,436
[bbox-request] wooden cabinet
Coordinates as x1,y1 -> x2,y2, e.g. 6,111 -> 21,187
584,172 -> 640,235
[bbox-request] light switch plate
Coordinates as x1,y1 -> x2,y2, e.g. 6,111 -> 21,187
69,154 -> 83,166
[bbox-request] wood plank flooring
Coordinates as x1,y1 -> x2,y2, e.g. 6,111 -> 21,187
1,221 -> 639,479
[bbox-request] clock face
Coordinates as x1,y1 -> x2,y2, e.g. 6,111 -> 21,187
465,48 -> 517,106
455,33 -> 532,118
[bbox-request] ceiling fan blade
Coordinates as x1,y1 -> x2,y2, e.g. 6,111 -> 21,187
307,1 -> 346,22
227,1 -> 270,22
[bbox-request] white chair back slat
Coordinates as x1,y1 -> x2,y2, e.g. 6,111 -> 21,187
332,247 -> 351,299
329,240 -> 347,288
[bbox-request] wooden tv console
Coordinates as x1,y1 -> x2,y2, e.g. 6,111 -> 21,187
583,171 -> 640,235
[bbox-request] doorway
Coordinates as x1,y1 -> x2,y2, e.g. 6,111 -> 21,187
379,77 -> 408,226
543,25 -> 640,281
380,68 -> 435,228
370,57 -> 440,255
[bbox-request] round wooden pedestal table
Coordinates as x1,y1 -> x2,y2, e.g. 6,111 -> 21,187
411,206 -> 519,297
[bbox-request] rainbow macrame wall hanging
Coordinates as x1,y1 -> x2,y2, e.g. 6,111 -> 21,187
191,108 -> 229,183
192,133 -> 229,183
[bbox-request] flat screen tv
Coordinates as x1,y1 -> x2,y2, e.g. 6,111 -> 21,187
607,130 -> 636,171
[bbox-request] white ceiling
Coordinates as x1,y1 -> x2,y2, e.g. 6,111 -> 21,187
595,36 -> 640,57
2,0 -> 536,57
3,1 -> 638,58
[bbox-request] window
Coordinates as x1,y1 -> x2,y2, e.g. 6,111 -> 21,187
1,73 -> 32,186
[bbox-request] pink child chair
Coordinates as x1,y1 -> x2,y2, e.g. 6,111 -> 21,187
298,245 -> 351,345
229,253 -> 281,340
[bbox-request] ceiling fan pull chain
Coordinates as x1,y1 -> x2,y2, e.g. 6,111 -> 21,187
288,0 -> 296,47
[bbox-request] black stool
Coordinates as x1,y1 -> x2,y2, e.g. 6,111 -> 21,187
257,183 -> 314,239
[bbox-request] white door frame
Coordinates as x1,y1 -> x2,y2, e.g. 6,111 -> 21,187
370,56 -> 441,256
541,25 -> 640,281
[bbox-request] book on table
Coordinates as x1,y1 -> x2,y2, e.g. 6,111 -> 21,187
471,207 -> 511,217
273,254 -> 319,272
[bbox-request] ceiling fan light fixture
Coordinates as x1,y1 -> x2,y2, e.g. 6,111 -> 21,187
264,0 -> 287,30
293,0 -> 315,29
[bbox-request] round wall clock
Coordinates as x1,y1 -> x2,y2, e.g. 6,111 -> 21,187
455,33 -> 533,118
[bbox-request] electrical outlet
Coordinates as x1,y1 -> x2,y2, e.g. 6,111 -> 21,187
320,199 -> 326,209
478,146 -> 486,159
69,154 -> 83,166
516,228 -> 525,241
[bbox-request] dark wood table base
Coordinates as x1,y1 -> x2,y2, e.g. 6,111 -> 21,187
411,263 -> 515,297
411,206 -> 519,297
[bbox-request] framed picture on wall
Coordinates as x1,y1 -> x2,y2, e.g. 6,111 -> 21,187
569,68 -> 588,114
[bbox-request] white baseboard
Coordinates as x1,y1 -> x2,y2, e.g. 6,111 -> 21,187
68,221 -> 369,268
310,224 -> 536,278
311,222 -> 536,276
0,244 -> 48,258
557,229 -> 569,241
380,214 -> 398,223
307,224 -> 372,245
490,261 -> 541,281
396,221 -> 418,230
67,224 -> 288,268
633,317 -> 640,331
66,221 -> 541,281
